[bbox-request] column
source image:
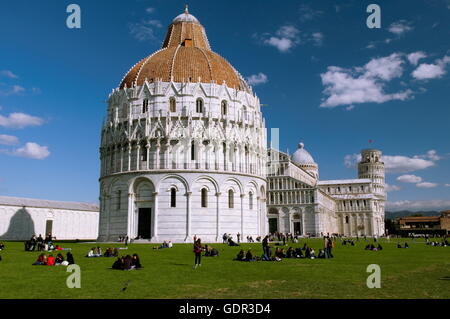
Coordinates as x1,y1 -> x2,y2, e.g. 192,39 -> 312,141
146,141 -> 150,170
155,140 -> 160,169
127,144 -> 131,171
120,147 -> 124,172
136,144 -> 141,170
152,192 -> 159,239
349,214 -> 353,236
127,193 -> 134,238
185,191 -> 192,241
215,192 -> 221,241
301,212 -> 306,235
240,194 -> 245,237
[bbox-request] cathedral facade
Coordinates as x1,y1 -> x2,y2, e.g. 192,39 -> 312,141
267,146 -> 385,237
97,9 -> 385,242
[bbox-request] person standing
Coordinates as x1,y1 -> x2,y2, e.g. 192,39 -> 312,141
237,232 -> 241,244
262,235 -> 270,257
125,236 -> 129,246
193,238 -> 202,269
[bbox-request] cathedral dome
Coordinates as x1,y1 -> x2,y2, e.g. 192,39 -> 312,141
119,8 -> 250,92
291,143 -> 316,165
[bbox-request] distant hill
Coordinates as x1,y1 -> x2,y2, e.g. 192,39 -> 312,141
385,210 -> 440,220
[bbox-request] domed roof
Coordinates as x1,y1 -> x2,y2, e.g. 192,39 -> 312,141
173,6 -> 200,23
119,8 -> 250,92
291,143 -> 316,165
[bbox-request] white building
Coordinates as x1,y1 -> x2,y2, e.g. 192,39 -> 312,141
98,8 -> 267,242
97,8 -> 386,242
0,196 -> 99,240
267,146 -> 385,236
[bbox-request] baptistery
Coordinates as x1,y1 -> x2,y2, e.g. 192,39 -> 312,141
98,8 -> 268,242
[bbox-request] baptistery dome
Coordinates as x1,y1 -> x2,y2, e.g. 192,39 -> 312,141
120,7 -> 250,92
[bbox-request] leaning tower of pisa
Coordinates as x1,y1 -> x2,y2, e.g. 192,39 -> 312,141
358,149 -> 385,235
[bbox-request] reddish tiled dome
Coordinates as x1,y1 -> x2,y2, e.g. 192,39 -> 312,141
120,9 -> 249,92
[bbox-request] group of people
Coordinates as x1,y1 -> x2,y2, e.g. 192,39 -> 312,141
426,240 -> 449,247
111,254 -> 142,270
32,252 -> 75,266
365,243 -> 383,251
117,235 -> 130,245
86,247 -> 122,257
25,233 -> 58,252
397,242 -> 410,248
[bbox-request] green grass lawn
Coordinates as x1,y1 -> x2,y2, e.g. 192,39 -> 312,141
0,238 -> 449,299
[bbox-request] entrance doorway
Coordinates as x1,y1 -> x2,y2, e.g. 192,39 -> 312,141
137,208 -> 152,239
45,220 -> 53,235
269,218 -> 278,233
293,221 -> 301,235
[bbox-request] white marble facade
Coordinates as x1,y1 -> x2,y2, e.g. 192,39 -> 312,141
267,147 -> 386,237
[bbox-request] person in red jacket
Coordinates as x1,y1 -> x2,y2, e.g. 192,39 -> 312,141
47,254 -> 55,266
193,238 -> 203,269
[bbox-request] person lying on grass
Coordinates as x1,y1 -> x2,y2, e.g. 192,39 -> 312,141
203,245 -> 219,257
153,241 -> 173,249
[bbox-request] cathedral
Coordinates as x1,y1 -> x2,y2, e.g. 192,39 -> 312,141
97,8 -> 385,242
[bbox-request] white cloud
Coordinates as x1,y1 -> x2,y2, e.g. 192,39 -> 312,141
445,184 -> 450,187
129,16 -> 163,42
12,142 -> 50,160
416,182 -> 438,188
407,51 -> 427,66
386,199 -> 450,212
385,184 -> 401,192
344,150 -> 440,173
0,70 -> 18,79
397,174 -> 422,183
0,84 -> 25,96
320,53 -> 412,108
298,4 -> 323,22
0,112 -> 44,129
145,7 -> 155,13
263,25 -> 300,52
311,32 -> 324,46
0,134 -> 19,145
383,154 -> 435,173
412,55 -> 450,80
388,20 -> 413,35
246,73 -> 268,86
344,153 -> 361,168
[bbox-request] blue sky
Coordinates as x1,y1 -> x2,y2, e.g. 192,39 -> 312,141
0,0 -> 449,211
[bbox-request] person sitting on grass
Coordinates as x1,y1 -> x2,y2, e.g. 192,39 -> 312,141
0,242 -> 5,250
66,252 -> 75,265
104,248 -> 113,257
286,247 -> 295,258
112,257 -> 124,270
123,255 -> 133,270
96,247 -> 102,256
32,254 -> 47,265
46,254 -> 55,266
309,248 -> 316,259
377,244 -> 383,250
55,253 -> 64,265
235,250 -> 245,261
245,249 -> 255,262
404,242 -> 409,248
86,247 -> 96,257
228,237 -> 239,247
132,254 -> 142,269
318,249 -> 326,258
397,243 -> 402,248
295,247 -> 304,258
